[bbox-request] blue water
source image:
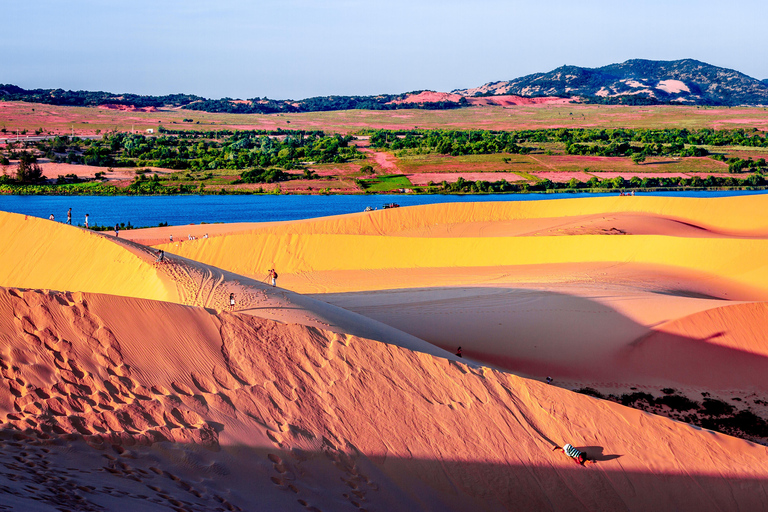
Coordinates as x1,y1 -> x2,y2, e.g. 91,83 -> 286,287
1,190 -> 766,228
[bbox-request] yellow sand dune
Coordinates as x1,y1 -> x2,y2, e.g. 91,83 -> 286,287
136,194 -> 768,241
0,211 -> 440,355
148,196 -> 768,297
0,287 -> 766,511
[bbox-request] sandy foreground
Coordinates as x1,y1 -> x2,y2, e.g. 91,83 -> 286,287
2,196 -> 768,510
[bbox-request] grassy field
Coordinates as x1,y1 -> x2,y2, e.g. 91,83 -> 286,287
357,174 -> 413,192
393,147 -> 762,176
3,101 -> 768,137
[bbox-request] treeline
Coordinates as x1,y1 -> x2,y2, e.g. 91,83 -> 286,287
367,127 -> 768,158
181,95 -> 468,113
565,141 -> 709,158
369,130 -> 533,155
0,84 -> 201,108
370,127 -> 768,148
9,130 -> 361,171
0,181 -> 204,196
0,84 -> 468,113
432,173 -> 765,194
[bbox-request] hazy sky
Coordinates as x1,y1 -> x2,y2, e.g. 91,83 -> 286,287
5,0 -> 767,99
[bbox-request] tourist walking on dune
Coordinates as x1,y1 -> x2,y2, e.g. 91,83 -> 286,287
155,249 -> 165,263
554,444 -> 591,466
268,268 -> 278,287
49,214 -> 54,221
114,223 -> 119,237
456,346 -> 463,358
229,293 -> 235,311
85,213 -> 89,229
67,208 -> 72,225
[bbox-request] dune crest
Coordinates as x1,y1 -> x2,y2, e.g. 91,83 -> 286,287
0,211 -> 443,356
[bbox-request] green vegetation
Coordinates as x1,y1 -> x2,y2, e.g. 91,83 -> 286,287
369,130 -> 532,155
368,127 -> 768,160
236,167 -> 288,184
3,124 -> 768,195
424,172 -> 764,194
13,152 -> 45,183
357,174 -> 413,192
11,130 -> 362,172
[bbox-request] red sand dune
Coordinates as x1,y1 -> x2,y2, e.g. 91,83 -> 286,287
465,95 -> 575,106
388,91 -> 463,104
389,91 -> 574,107
98,104 -> 159,113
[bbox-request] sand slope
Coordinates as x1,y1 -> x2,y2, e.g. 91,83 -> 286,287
133,196 -> 768,403
0,211 -> 444,357
0,287 -> 767,511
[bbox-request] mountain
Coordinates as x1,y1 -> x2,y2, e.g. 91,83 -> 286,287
2,60 -> 767,112
453,59 -> 768,106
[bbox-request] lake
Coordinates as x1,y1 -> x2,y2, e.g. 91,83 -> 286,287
1,191 -> 766,227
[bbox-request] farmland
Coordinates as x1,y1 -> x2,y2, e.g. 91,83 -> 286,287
2,100 -> 768,194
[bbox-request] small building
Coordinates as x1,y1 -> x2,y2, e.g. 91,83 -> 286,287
146,129 -> 154,134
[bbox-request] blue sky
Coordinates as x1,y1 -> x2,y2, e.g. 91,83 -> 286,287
5,0 -> 767,99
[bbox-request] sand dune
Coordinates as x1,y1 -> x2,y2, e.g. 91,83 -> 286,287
0,287 -> 767,511
141,196 -> 768,300
3,195 -> 768,510
0,211 -> 443,356
132,195 -> 768,408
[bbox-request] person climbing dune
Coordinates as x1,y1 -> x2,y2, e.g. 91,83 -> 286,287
554,444 -> 591,466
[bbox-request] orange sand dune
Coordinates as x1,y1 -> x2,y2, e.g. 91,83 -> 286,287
0,287 -> 766,511
615,302 -> 768,391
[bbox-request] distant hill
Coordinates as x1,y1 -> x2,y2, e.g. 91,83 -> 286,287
2,60 -> 767,113
453,59 -> 768,106
0,85 -> 465,114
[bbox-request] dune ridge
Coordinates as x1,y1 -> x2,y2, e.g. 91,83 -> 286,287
0,211 -> 445,356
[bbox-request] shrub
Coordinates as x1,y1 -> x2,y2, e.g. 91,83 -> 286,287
575,387 -> 605,399
701,398 -> 735,416
657,394 -> 699,412
620,392 -> 655,407
15,152 -> 45,183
